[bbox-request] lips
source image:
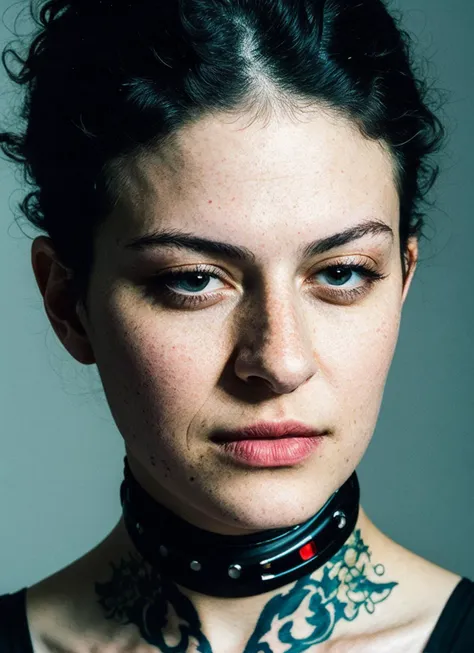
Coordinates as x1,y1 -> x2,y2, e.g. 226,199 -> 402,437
211,419 -> 327,443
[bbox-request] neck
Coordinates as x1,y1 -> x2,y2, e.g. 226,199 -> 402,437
88,506 -> 397,652
120,460 -> 361,599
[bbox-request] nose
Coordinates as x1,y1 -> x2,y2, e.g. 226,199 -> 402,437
234,290 -> 317,395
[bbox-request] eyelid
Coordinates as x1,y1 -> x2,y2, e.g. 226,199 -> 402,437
159,254 -> 378,276
152,263 -> 233,284
152,256 -> 384,291
308,253 -> 379,271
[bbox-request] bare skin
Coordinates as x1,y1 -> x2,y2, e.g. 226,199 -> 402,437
28,104 -> 462,651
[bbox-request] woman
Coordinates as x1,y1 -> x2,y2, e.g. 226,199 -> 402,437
0,0 -> 472,650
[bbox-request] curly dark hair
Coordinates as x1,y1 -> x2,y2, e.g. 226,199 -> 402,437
0,0 -> 445,304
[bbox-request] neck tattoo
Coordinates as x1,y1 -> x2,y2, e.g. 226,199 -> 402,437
95,527 -> 397,651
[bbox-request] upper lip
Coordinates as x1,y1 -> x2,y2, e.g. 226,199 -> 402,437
211,420 -> 327,442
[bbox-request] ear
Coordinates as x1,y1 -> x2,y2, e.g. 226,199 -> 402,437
31,236 -> 96,365
401,236 -> 418,305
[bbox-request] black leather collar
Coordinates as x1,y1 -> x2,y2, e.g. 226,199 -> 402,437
120,457 -> 360,598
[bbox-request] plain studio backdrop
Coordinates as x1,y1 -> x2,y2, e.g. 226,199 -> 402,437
0,0 -> 473,593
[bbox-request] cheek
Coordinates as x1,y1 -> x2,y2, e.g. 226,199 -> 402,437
128,324 -> 216,404
318,295 -> 402,449
92,299 -> 221,439
330,313 -> 400,385
314,282 -> 402,384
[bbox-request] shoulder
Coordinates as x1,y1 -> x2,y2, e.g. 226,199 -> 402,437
354,526 -> 469,652
422,575 -> 474,652
326,566 -> 466,652
0,587 -> 35,652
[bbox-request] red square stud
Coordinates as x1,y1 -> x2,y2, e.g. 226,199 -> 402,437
299,540 -> 317,561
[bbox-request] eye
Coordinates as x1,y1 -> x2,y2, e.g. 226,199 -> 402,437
308,259 -> 387,303
147,264 -> 230,308
317,264 -> 371,287
162,269 -> 224,294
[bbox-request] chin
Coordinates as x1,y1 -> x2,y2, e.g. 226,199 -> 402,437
199,473 -> 338,534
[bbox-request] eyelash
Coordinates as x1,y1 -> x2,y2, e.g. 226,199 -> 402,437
148,259 -> 388,309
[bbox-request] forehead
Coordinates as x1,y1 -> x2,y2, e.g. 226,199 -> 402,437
108,107 -> 399,245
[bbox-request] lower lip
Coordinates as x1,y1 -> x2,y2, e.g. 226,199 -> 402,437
214,436 -> 324,467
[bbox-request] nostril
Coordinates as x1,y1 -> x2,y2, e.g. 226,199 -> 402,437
248,376 -> 273,389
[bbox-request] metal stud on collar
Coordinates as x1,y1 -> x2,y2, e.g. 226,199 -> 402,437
228,563 -> 242,579
333,510 -> 347,529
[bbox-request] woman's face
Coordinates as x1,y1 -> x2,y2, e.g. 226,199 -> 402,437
76,107 -> 417,534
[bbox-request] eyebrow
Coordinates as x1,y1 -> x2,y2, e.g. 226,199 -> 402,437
124,218 -> 394,263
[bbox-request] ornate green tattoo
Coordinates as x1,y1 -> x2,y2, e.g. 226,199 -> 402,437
95,528 -> 397,652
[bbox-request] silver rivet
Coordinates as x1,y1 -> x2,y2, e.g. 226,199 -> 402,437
228,564 -> 242,579
333,510 -> 346,529
136,522 -> 144,534
190,560 -> 202,571
159,545 -> 168,557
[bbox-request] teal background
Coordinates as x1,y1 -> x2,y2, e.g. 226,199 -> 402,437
1,0 -> 473,592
